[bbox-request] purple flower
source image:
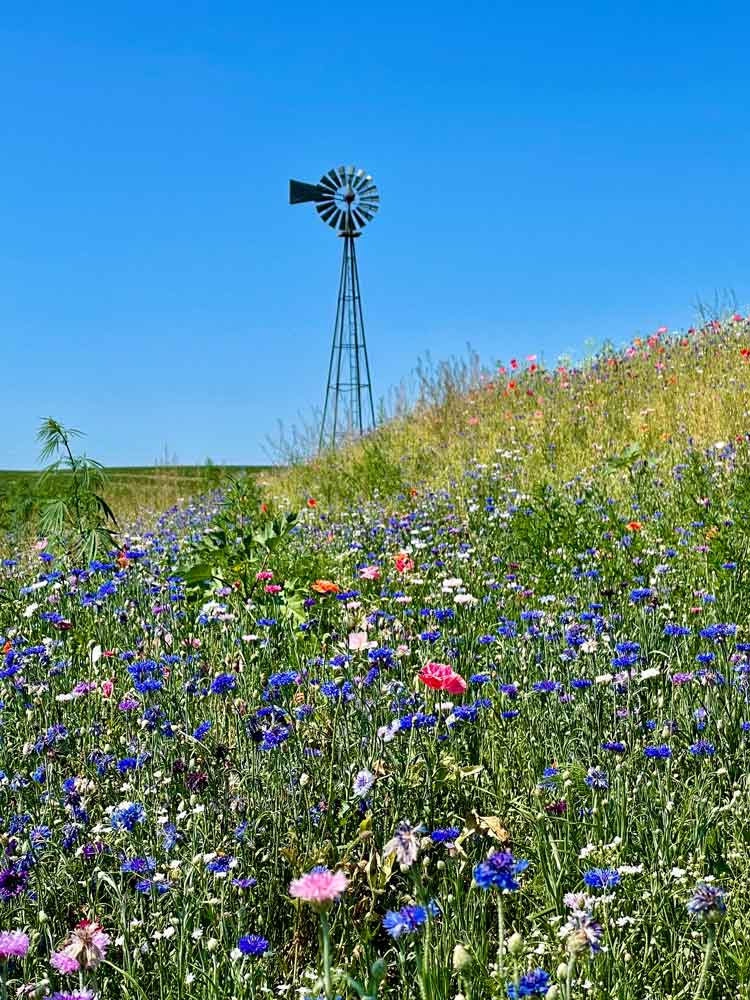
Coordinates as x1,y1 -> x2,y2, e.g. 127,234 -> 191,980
0,929 -> 29,959
687,882 -> 727,921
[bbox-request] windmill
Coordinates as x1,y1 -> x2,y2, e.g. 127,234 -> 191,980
289,165 -> 379,450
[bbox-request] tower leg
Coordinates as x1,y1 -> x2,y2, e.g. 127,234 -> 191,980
319,231 -> 376,451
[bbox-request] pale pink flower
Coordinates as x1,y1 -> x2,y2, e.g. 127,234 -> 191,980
348,631 -> 370,651
289,867 -> 348,908
0,929 -> 29,959
34,538 -> 48,552
53,920 -> 109,972
358,565 -> 381,580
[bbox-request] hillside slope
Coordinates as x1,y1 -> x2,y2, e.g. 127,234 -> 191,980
267,316 -> 750,507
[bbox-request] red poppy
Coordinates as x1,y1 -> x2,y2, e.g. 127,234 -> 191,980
394,552 -> 414,574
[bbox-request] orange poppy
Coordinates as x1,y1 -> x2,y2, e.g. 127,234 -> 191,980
307,498 -> 318,508
626,521 -> 642,532
312,579 -> 340,594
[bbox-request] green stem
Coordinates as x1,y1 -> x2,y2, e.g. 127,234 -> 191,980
320,910 -> 333,1000
497,894 -> 505,983
564,954 -> 576,1000
693,928 -> 716,1000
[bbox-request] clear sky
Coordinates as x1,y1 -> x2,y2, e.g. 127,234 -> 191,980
3,2 -> 749,468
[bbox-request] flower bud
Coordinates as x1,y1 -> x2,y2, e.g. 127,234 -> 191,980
545,987 -> 560,1000
507,932 -> 524,956
452,944 -> 473,972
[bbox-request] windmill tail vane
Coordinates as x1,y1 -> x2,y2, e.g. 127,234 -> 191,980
289,165 -> 379,450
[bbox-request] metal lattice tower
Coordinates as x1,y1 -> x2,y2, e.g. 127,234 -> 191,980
289,165 -> 379,450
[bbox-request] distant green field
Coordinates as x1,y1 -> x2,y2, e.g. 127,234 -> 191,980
0,464 -> 271,528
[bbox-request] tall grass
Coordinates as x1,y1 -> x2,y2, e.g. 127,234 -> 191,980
266,317 -> 750,507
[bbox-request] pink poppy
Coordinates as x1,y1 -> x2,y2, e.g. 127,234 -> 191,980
419,662 -> 467,695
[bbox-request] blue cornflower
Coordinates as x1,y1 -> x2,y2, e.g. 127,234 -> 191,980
193,721 -> 212,741
584,767 -> 608,790
206,855 -> 235,874
430,827 -> 460,844
644,744 -> 671,759
532,680 -> 561,694
601,740 -> 626,753
382,904 -> 429,939
238,934 -> 270,956
268,671 -> 298,689
630,588 -> 654,602
474,851 -> 529,891
583,868 -> 620,890
689,739 -> 716,756
507,969 -> 551,998
111,803 -> 146,832
210,673 -> 237,695
121,856 -> 156,874
162,823 -> 179,851
664,624 -> 690,637
135,878 -> 172,894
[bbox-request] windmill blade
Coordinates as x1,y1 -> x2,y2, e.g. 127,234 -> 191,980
352,209 -> 369,229
325,168 -> 342,189
289,180 -> 326,204
318,174 -> 339,193
317,202 -> 338,224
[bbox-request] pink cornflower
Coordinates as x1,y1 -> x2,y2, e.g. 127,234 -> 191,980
348,631 -> 370,651
51,952 -> 80,974
419,662 -> 467,695
0,929 -> 29,959
101,679 -> 114,698
358,565 -> 381,580
289,867 -> 348,909
53,920 -> 109,973
256,570 -> 273,581
264,584 -> 282,594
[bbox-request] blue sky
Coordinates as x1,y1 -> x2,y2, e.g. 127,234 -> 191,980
3,2 -> 750,467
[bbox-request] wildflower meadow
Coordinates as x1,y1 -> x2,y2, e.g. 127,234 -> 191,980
3,319 -> 750,999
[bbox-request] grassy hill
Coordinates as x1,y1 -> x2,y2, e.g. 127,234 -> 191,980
269,316 -> 750,507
